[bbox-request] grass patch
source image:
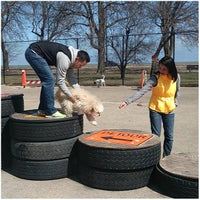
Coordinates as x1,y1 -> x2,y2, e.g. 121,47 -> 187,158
1,70 -> 198,87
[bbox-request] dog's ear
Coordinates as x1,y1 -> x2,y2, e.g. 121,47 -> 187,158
85,113 -> 97,126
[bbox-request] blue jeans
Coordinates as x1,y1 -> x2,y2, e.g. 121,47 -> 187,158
149,109 -> 175,157
25,47 -> 57,115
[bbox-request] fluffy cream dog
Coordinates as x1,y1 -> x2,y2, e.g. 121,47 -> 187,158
55,87 -> 104,126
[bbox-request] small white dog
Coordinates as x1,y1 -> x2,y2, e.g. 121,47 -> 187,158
94,75 -> 106,88
55,87 -> 104,126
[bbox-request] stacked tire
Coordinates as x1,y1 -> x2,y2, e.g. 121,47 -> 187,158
77,130 -> 161,190
1,93 -> 24,171
9,110 -> 83,180
149,152 -> 198,198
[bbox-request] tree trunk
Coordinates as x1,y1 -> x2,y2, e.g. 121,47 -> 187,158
97,2 -> 106,74
121,64 -> 126,85
1,39 -> 9,84
97,47 -> 105,74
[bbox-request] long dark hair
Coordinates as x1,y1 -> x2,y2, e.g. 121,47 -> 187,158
159,56 -> 178,82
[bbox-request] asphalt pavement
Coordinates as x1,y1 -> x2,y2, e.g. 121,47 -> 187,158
1,85 -> 198,198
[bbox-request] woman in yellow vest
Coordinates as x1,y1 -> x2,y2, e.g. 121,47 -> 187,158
119,56 -> 180,158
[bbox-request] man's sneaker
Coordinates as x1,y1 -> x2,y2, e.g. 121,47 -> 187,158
37,110 -> 46,117
46,111 -> 66,118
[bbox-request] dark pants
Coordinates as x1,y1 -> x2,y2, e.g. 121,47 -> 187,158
149,109 -> 175,157
25,47 -> 57,115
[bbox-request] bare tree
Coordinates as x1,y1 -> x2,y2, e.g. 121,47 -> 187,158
2,1 -> 198,78
1,1 -> 27,71
106,2 -> 154,84
72,1 -> 138,74
29,1 -> 77,41
77,1 -> 106,74
147,1 -> 198,58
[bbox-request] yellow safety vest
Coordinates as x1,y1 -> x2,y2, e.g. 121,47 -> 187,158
149,74 -> 177,114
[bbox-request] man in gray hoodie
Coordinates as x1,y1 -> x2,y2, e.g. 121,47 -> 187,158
25,41 -> 90,118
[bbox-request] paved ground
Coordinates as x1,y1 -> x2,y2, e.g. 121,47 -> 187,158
1,85 -> 198,198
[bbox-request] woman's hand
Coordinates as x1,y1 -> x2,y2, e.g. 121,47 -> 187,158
119,102 -> 128,109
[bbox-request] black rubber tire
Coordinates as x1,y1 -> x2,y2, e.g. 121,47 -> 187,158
1,94 -> 24,117
1,116 -> 10,131
1,117 -> 12,171
1,99 -> 15,117
9,110 -> 83,142
77,131 -> 161,170
11,157 -> 69,180
9,94 -> 24,113
78,163 -> 154,191
11,136 -> 79,160
78,141 -> 161,170
149,164 -> 198,198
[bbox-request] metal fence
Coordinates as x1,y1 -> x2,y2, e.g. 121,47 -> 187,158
3,32 -> 168,67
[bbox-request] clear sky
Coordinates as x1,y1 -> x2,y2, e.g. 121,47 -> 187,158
173,38 -> 198,63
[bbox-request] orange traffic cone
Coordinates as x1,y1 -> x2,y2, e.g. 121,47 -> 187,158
21,70 -> 27,88
140,70 -> 145,88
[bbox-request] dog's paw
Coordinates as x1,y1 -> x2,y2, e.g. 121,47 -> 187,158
90,120 -> 97,126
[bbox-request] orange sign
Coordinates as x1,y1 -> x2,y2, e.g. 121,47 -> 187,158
83,130 -> 152,146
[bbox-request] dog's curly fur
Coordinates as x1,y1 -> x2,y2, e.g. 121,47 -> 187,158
55,87 -> 104,126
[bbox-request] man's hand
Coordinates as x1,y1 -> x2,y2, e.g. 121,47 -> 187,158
69,96 -> 77,103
